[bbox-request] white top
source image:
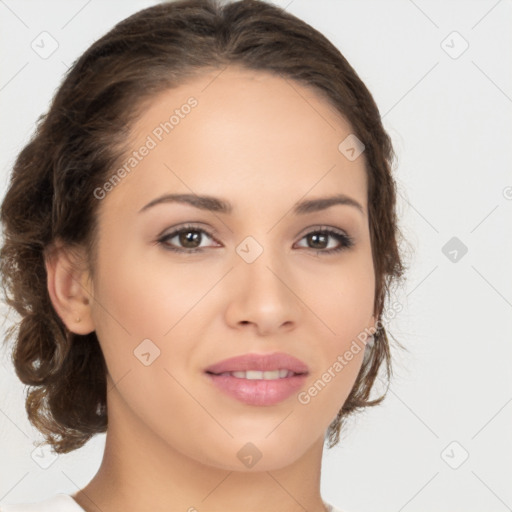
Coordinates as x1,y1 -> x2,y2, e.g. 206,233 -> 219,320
0,494 -> 85,512
0,494 -> 347,512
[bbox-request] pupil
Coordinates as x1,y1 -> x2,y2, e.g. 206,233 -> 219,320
309,233 -> 327,249
180,230 -> 200,248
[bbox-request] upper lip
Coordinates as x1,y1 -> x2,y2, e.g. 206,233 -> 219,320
205,352 -> 309,375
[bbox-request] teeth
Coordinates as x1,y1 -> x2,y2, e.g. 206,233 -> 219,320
223,369 -> 293,379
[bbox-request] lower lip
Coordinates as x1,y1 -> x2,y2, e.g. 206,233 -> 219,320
205,372 -> 308,406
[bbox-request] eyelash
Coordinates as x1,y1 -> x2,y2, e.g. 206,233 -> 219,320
156,224 -> 355,255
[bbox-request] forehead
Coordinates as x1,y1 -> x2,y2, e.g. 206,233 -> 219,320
102,65 -> 368,216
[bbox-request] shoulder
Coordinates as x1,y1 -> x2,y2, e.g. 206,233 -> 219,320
0,494 -> 85,512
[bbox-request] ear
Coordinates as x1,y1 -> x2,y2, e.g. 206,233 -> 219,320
44,239 -> 95,335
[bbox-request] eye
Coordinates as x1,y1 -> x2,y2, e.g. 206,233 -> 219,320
156,224 -> 219,253
294,227 -> 354,255
156,224 -> 354,255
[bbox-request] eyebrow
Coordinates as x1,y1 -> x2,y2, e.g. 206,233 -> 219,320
138,193 -> 365,216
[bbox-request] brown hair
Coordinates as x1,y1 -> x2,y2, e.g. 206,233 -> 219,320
0,0 -> 408,454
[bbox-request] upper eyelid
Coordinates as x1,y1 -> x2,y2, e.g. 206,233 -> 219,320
159,224 -> 218,240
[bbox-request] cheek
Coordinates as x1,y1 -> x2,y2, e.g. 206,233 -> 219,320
302,259 -> 373,392
305,257 -> 375,342
92,246 -> 217,338
89,245 -> 223,384
294,323 -> 366,435
297,314 -> 368,425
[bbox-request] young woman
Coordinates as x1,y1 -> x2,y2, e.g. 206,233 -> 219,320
0,0 -> 407,511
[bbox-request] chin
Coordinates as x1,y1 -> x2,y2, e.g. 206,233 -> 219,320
193,434 -> 315,472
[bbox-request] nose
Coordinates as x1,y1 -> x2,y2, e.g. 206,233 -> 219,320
224,248 -> 302,336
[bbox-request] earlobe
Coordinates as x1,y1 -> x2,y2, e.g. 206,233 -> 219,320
44,240 -> 95,335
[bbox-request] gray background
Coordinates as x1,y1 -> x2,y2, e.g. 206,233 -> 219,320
1,1 -> 511,511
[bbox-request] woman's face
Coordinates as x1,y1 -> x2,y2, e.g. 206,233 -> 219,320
88,66 -> 376,471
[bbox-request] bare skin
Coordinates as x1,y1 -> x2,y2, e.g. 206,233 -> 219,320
46,65 -> 376,512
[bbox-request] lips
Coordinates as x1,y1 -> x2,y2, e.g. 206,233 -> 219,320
204,352 -> 309,375
204,352 -> 310,406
